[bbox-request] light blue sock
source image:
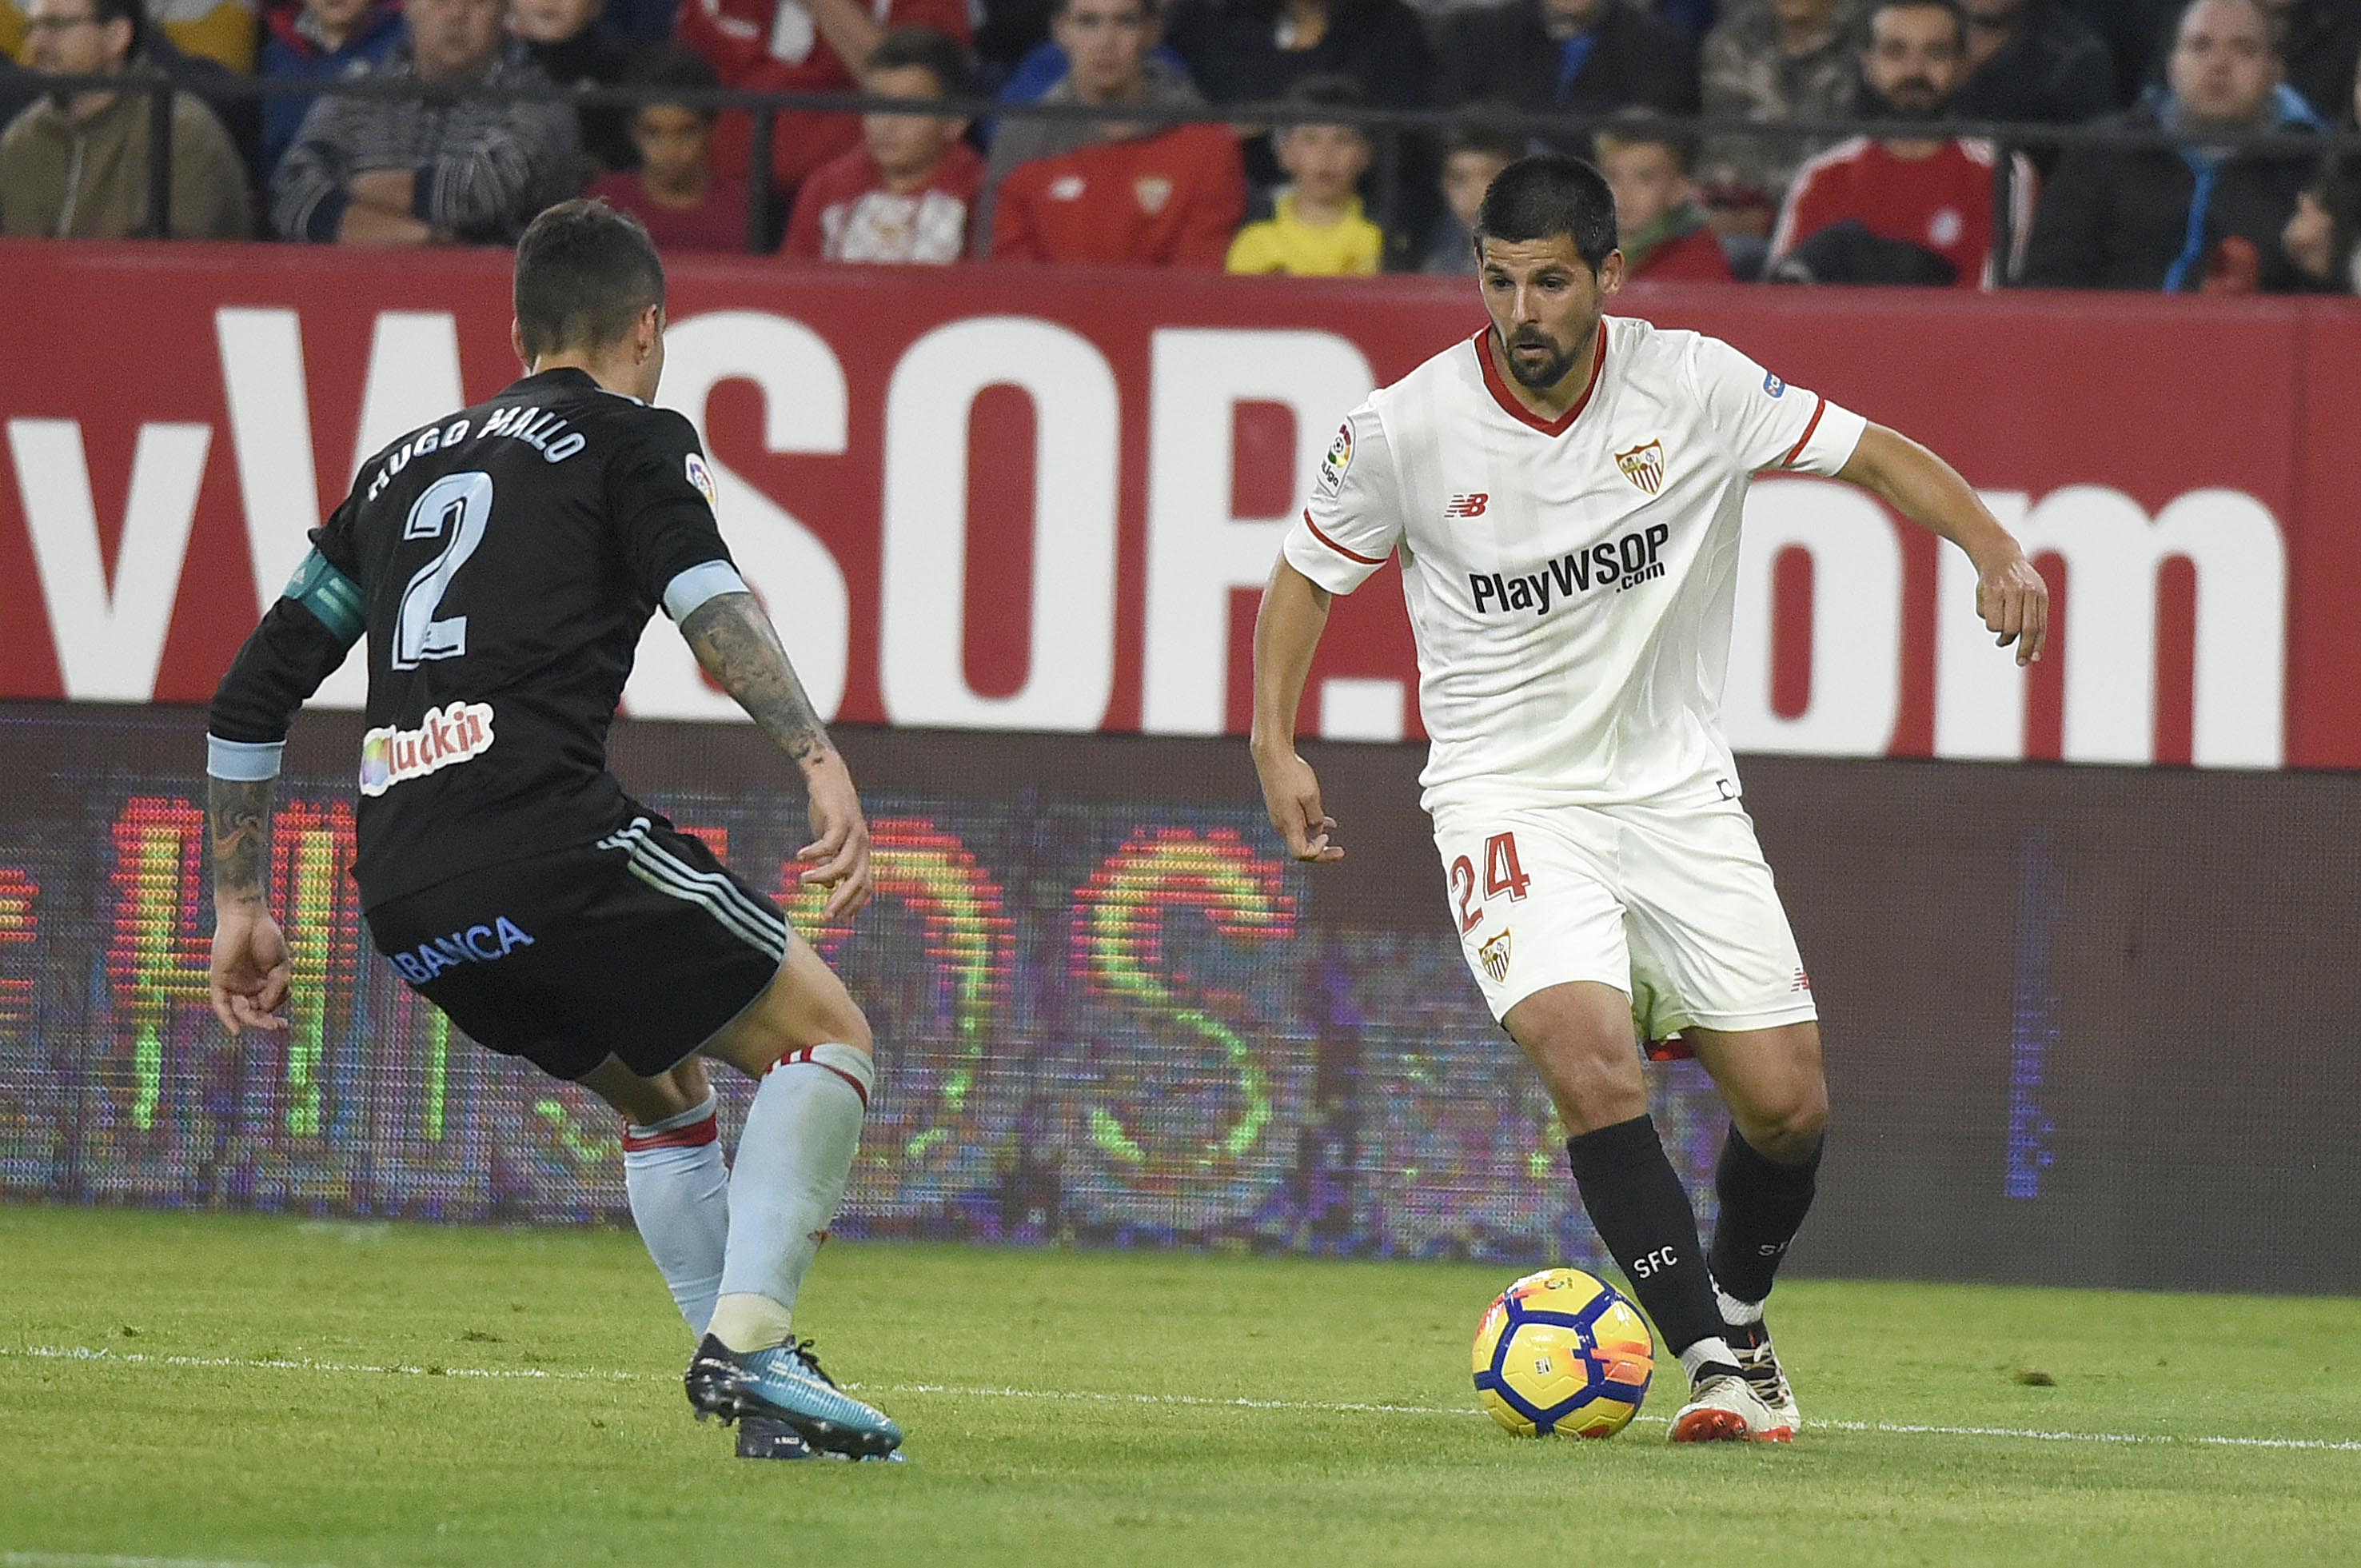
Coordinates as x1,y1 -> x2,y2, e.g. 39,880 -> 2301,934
621,1091 -> 729,1336
709,1043 -> 873,1350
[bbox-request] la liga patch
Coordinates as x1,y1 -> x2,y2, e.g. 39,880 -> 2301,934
1317,419 -> 1354,497
684,452 -> 719,511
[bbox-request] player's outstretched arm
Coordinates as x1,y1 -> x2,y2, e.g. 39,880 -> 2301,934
1250,559 -> 1346,864
1838,422 -> 2050,666
208,773 -> 293,1036
205,552 -> 364,1035
679,590 -> 873,921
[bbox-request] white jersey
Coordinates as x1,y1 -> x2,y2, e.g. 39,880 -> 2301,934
1282,314 -> 1866,815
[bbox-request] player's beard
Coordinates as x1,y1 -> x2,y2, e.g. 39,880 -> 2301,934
1501,321 -> 1589,391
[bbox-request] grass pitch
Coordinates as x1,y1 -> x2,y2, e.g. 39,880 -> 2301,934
3,1205 -> 2357,1568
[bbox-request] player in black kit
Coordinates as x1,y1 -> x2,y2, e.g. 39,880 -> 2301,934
204,200 -> 899,1462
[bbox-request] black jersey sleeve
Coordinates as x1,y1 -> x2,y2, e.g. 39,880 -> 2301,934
608,408 -> 736,614
208,493 -> 367,764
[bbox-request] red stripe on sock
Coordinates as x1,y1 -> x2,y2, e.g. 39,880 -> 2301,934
621,1113 -> 720,1153
768,1046 -> 870,1107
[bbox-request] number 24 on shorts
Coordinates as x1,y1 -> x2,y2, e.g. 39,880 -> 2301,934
1450,832 -> 1531,934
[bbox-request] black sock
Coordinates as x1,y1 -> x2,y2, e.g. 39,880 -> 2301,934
1706,1123 -> 1824,1311
1565,1115 -> 1730,1367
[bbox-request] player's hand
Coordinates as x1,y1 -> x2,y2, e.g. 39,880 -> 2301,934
1972,541 -> 2049,666
1255,748 -> 1344,864
209,904 -> 292,1036
797,756 -> 873,923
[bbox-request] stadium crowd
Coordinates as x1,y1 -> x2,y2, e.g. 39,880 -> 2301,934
0,0 -> 2355,290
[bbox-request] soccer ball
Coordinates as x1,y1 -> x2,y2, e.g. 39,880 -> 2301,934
1471,1267 -> 1654,1438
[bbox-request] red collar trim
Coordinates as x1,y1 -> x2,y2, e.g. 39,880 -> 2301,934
1474,324 -> 1609,437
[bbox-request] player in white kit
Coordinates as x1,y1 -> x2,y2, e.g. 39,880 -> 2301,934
1250,155 -> 2048,1442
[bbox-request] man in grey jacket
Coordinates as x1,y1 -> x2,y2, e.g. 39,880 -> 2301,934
0,0 -> 249,237
272,0 -> 580,245
973,0 -> 1202,254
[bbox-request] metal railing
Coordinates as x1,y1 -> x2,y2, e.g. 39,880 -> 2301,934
22,65 -> 2361,266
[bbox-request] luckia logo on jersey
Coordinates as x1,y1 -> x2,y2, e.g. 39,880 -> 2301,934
360,701 -> 497,797
1616,438 -> 1666,496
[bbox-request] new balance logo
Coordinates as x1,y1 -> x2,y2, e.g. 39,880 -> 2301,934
1793,969 -> 1812,992
1444,493 -> 1489,518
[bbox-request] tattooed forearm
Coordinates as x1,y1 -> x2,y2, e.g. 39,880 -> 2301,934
209,774 -> 274,908
680,592 -> 836,768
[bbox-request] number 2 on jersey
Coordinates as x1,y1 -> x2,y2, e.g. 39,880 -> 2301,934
393,471 -> 494,669
1451,831 -> 1531,933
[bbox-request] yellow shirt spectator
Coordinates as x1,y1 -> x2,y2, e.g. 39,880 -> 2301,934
1225,191 -> 1384,277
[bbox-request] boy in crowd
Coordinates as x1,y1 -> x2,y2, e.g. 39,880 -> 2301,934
1421,121 -> 1520,273
784,25 -> 980,263
1226,76 -> 1384,276
257,0 -> 405,176
510,0 -> 636,170
1594,113 -> 1733,280
586,42 -> 752,251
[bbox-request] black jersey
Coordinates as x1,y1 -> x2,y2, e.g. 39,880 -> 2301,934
312,367 -> 733,906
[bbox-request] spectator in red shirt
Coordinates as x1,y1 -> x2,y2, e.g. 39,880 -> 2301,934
675,0 -> 972,192
1769,0 -> 2036,287
587,46 -> 756,251
1593,112 -> 1733,281
785,26 -> 983,261
990,115 -> 1245,264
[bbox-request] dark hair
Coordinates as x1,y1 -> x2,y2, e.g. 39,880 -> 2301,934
865,25 -> 971,97
1277,72 -> 1368,138
624,42 -> 722,119
1443,120 -> 1527,166
1051,0 -> 1153,21
1591,107 -> 1697,175
1865,0 -> 1965,49
513,199 -> 667,361
92,0 -> 143,52
1286,72 -> 1366,112
2165,0 -> 2272,53
1472,152 -> 1618,271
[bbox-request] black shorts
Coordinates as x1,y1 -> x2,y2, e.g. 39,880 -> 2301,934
363,812 -> 789,1081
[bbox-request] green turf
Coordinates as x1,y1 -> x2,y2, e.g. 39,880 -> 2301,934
2,1204 -> 2357,1567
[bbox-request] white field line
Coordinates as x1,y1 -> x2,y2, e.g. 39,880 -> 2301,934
8,1345 -> 2359,1454
2,1555 -> 336,1568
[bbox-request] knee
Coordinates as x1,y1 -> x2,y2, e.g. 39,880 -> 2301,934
763,991 -> 871,1061
1551,1055 -> 1647,1133
1739,1089 -> 1827,1164
813,996 -> 873,1057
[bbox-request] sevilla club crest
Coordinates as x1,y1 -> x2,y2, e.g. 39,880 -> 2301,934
1616,437 -> 1666,496
1478,928 -> 1512,983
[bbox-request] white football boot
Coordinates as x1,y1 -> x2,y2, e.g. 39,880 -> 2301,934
1667,1371 -> 1789,1443
1729,1323 -> 1801,1440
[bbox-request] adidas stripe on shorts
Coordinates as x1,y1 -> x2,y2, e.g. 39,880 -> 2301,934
363,808 -> 788,1080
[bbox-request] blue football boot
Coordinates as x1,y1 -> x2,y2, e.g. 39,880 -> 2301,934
733,1414 -> 817,1461
685,1333 -> 903,1459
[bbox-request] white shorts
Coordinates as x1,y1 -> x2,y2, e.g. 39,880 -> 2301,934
1432,796 -> 1818,1040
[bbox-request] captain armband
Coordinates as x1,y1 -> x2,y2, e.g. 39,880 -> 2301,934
661,560 -> 749,623
283,549 -> 365,647
206,736 -> 285,782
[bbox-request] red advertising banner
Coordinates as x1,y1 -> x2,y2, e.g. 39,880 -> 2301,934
2,238 -> 2356,768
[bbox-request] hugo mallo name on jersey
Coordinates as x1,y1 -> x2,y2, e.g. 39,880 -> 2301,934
1281,315 -> 1867,814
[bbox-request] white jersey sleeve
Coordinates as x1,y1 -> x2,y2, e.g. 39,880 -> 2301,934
1281,402 -> 1404,595
1685,334 -> 1867,478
